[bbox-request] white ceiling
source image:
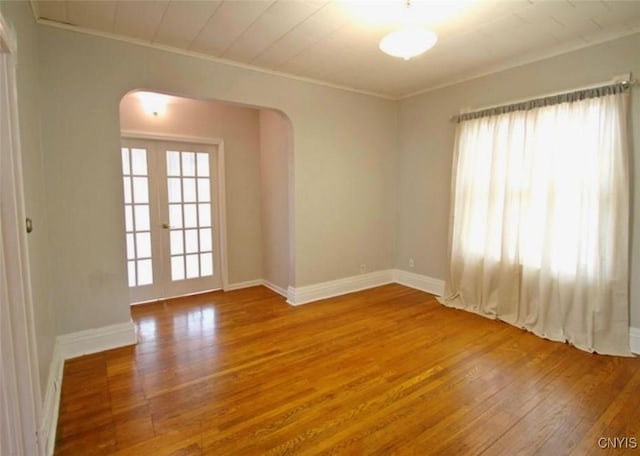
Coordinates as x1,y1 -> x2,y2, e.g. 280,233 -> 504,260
33,0 -> 640,99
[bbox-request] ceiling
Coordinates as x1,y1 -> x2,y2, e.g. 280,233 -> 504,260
32,0 -> 640,99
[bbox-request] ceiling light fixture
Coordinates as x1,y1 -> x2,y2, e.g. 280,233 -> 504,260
137,91 -> 169,117
379,1 -> 438,60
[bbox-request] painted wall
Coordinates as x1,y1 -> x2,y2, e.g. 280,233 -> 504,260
259,109 -> 294,291
38,25 -> 397,334
396,32 -> 640,327
120,94 -> 263,285
1,0 -> 55,396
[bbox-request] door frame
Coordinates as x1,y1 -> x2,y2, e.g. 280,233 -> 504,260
0,13 -> 42,455
121,130 -> 230,292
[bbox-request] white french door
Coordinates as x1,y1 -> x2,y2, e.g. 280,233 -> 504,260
121,138 -> 222,304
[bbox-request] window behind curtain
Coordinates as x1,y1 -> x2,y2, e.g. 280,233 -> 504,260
442,86 -> 630,355
455,94 -> 625,278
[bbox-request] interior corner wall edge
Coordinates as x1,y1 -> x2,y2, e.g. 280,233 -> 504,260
259,109 -> 292,292
395,31 -> 640,327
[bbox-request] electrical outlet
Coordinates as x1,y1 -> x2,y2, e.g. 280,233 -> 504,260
359,264 -> 366,274
409,258 -> 415,268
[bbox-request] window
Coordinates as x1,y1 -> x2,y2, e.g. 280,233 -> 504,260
442,83 -> 631,355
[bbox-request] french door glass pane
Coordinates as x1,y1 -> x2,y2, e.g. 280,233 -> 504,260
200,228 -> 212,251
134,205 -> 150,231
183,178 -> 196,202
170,230 -> 184,255
182,152 -> 196,176
136,232 -> 152,258
133,177 -> 149,203
185,229 -> 198,254
186,254 -> 199,278
167,151 -> 181,176
197,153 -> 209,177
197,178 -> 210,202
126,233 -> 135,260
184,204 -> 198,228
171,256 -> 185,281
124,206 -> 133,231
137,259 -> 153,285
168,178 -> 181,203
121,148 -> 130,175
199,204 -> 211,227
123,177 -> 132,204
200,253 -> 213,276
131,148 -> 147,175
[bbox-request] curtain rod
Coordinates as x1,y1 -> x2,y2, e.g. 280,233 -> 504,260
450,77 -> 636,123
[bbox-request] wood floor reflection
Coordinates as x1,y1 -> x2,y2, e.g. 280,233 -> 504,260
54,284 -> 640,455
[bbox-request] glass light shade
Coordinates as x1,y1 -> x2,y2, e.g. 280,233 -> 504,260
137,91 -> 168,116
379,27 -> 438,60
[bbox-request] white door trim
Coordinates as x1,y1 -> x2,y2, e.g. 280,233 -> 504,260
0,13 -> 42,455
120,131 -> 230,291
121,130 -> 222,146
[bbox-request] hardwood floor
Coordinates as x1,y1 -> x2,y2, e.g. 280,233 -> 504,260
54,284 -> 640,455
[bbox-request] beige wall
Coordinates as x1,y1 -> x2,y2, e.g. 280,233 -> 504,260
259,109 -> 294,291
0,1 -> 55,396
38,25 -> 397,334
120,94 -> 263,285
7,6 -> 637,355
396,33 -> 640,327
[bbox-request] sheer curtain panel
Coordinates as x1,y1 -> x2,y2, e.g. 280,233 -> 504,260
441,86 -> 631,356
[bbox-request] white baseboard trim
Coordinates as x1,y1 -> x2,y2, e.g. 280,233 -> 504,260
223,278 -> 288,297
631,327 -> 640,355
393,269 -> 445,297
40,320 -> 137,455
224,279 -> 264,292
287,270 -> 395,306
263,280 -> 287,298
56,320 -> 138,361
39,344 -> 63,456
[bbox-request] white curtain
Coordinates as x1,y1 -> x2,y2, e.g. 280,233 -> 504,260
441,88 -> 631,356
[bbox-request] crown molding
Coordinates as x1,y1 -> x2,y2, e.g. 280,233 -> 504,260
35,18 -> 396,101
400,26 -> 640,100
33,16 -> 640,102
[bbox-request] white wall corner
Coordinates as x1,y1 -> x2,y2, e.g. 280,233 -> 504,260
631,327 -> 640,355
56,320 -> 137,361
39,344 -> 63,456
224,279 -> 264,292
286,270 -> 395,306
393,269 -> 445,297
286,285 -> 297,305
262,280 -> 287,298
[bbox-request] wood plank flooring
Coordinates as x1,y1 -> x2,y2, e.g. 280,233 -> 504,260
54,284 -> 640,455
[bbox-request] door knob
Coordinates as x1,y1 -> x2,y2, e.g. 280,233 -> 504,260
162,222 -> 172,229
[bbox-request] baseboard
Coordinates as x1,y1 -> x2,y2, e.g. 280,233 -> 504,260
39,344 -> 63,456
287,270 -> 395,306
56,320 -> 138,360
224,279 -> 264,292
262,280 -> 287,298
40,320 -> 137,455
631,327 -> 640,355
393,269 -> 445,297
